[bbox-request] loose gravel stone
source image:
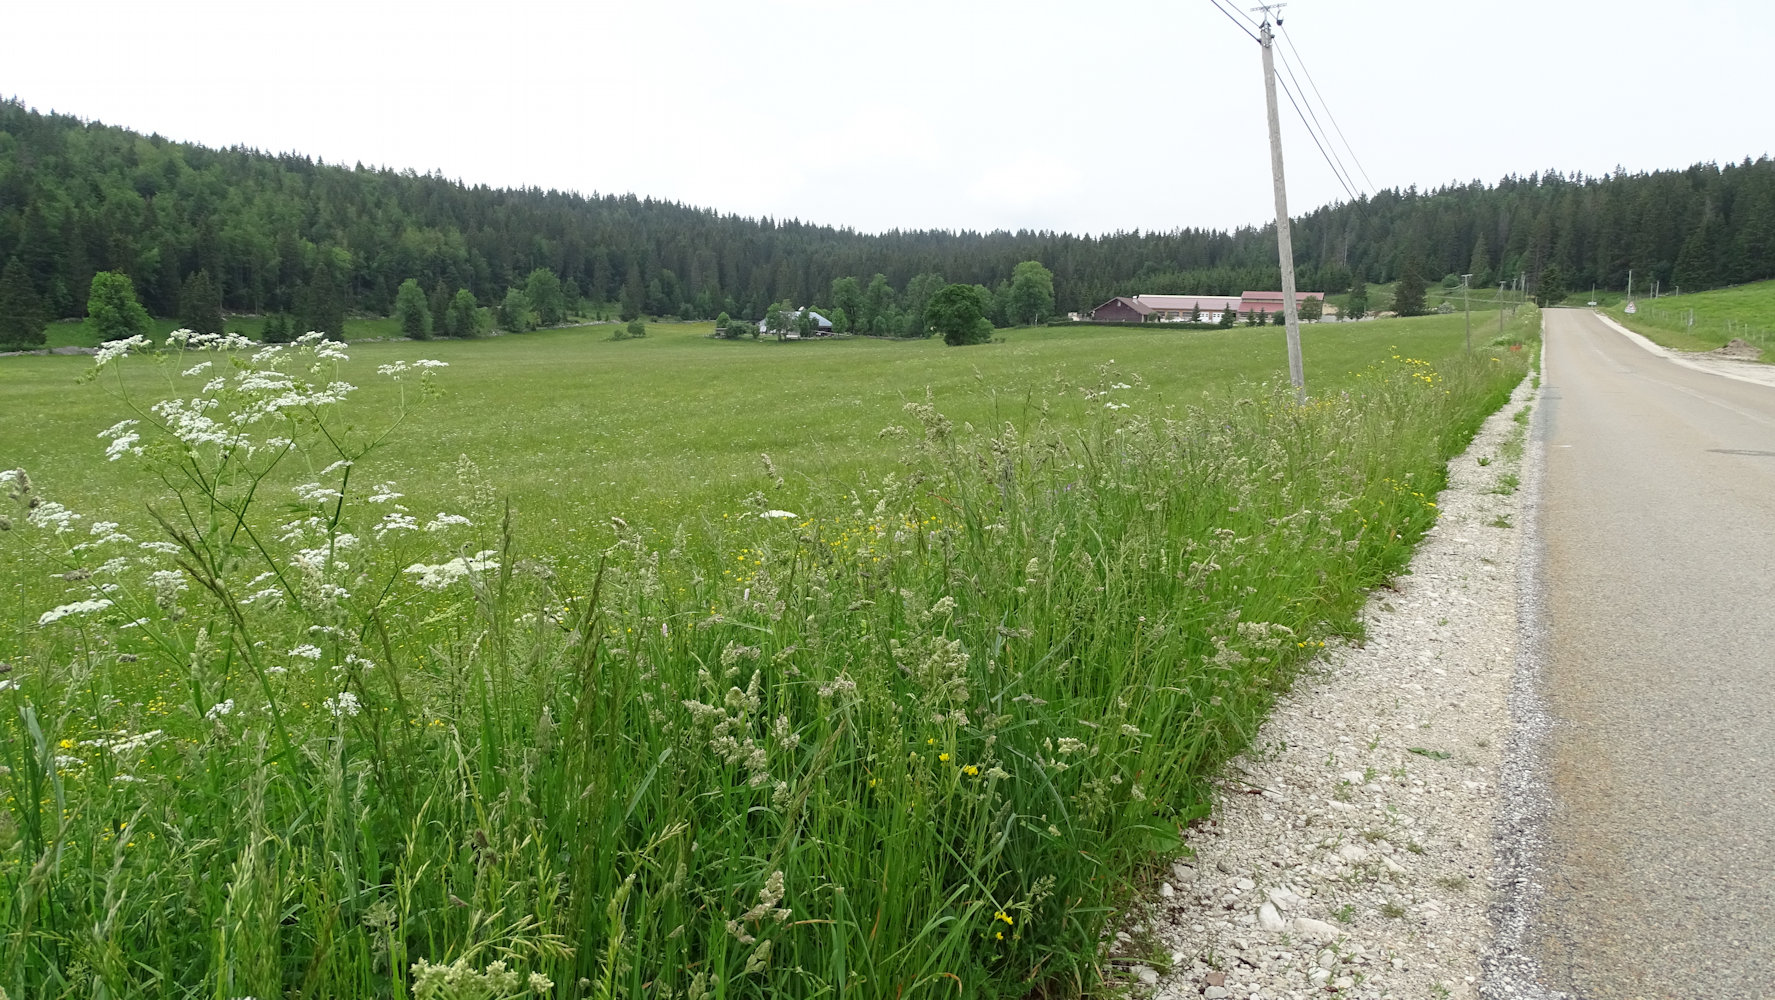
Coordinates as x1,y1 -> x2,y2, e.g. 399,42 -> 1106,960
1114,375 -> 1539,999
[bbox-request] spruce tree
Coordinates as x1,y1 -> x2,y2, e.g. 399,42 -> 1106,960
1393,261 -> 1428,317
299,259 -> 346,340
0,256 -> 47,347
177,269 -> 224,334
1345,279 -> 1368,320
1535,264 -> 1567,307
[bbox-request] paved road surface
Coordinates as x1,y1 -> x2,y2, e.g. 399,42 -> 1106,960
1532,309 -> 1775,997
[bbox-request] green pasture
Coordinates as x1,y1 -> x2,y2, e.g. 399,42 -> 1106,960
1602,278 -> 1775,355
0,312 -> 1538,999
9,314 -> 1520,559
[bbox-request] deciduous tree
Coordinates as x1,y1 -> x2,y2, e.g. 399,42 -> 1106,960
524,268 -> 565,326
861,274 -> 893,333
86,270 -> 152,342
926,283 -> 993,346
1008,260 -> 1055,326
445,289 -> 480,338
394,278 -> 432,339
498,288 -> 534,332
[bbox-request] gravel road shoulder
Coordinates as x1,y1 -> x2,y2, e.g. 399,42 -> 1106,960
1114,371 -> 1541,1000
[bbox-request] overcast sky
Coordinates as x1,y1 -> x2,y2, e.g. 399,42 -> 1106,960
8,0 -> 1771,236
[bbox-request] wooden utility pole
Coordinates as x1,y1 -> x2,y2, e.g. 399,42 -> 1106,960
1254,5 -> 1305,402
1461,273 -> 1473,354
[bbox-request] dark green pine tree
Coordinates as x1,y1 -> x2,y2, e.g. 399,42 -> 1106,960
299,258 -> 347,340
619,266 -> 645,322
178,269 -> 224,334
1393,260 -> 1428,317
0,256 -> 48,347
1345,278 -> 1368,320
1672,219 -> 1718,293
1535,264 -> 1568,307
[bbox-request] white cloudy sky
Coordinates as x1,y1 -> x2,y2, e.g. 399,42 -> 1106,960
8,0 -> 1771,235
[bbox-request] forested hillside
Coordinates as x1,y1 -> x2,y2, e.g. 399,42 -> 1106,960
2,97 -> 1771,329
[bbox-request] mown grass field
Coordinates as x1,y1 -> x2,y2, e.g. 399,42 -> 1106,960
0,313 -> 1538,999
1602,278 -> 1775,355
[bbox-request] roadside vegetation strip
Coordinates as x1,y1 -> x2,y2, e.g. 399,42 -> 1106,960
0,316 -> 1536,998
1602,277 -> 1775,354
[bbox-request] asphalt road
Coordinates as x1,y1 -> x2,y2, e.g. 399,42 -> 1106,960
1531,309 -> 1775,997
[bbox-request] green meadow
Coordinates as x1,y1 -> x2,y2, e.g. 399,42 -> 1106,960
1,313 -> 1537,999
1602,278 -> 1775,354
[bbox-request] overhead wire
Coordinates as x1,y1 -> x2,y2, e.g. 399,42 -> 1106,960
1205,0 -> 1259,43
1279,24 -> 1377,194
1274,73 -> 1359,203
1273,47 -> 1364,199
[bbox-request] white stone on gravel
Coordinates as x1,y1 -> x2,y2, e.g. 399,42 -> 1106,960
1257,902 -> 1287,931
1109,376 -> 1539,999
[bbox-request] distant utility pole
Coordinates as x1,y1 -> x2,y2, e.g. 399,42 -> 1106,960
1253,4 -> 1305,402
1461,274 -> 1473,354
1498,281 -> 1507,336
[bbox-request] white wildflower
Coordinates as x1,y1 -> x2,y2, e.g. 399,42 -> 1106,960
138,541 -> 183,555
424,512 -> 473,532
104,432 -> 141,461
205,699 -> 236,720
94,335 -> 151,366
324,691 -> 361,718
97,418 -> 139,440
182,361 -> 213,377
366,483 -> 405,504
288,644 -> 322,661
239,587 -> 282,605
26,501 -> 80,533
404,551 -> 499,591
374,512 -> 418,539
293,482 -> 342,505
1055,737 -> 1087,755
320,459 -> 352,476
88,521 -> 132,544
760,509 -> 798,520
39,599 -> 112,625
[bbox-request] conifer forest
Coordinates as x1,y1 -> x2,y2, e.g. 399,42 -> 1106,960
2,97 -> 1772,328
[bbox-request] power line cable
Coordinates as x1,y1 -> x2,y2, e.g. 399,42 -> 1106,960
1205,0 -> 1259,43
1274,47 -> 1363,198
1279,24 -> 1377,194
1275,73 -> 1358,203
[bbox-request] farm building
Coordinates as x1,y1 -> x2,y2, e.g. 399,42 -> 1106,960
1087,291 -> 1331,325
1088,297 -> 1153,323
1237,290 -> 1330,322
1134,294 -> 1242,323
756,307 -> 835,337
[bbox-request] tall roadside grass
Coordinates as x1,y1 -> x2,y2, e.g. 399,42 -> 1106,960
0,318 -> 1538,999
